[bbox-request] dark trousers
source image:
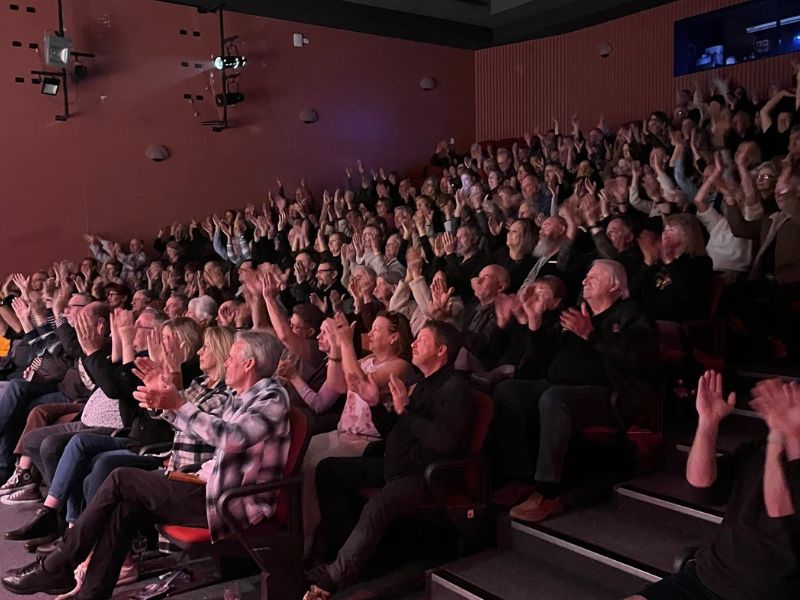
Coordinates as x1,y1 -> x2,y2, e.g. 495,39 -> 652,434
44,467 -> 207,600
316,457 -> 430,589
13,402 -> 83,455
0,379 -> 71,472
492,379 -> 619,485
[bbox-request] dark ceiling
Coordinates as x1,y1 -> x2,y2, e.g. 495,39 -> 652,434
157,0 -> 676,49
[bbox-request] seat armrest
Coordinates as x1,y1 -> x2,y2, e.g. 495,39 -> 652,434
423,455 -> 490,506
218,475 -> 304,536
138,442 -> 173,456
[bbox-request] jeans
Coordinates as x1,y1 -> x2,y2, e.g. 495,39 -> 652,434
47,433 -> 129,523
0,379 -> 71,473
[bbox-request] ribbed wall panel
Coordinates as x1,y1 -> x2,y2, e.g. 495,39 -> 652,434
476,0 -> 800,140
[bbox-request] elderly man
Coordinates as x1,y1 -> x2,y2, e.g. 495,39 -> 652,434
520,216 -> 569,290
492,260 -> 662,518
2,331 -> 291,599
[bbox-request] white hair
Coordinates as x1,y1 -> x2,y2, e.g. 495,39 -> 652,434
188,295 -> 218,322
235,330 -> 282,379
592,259 -> 629,300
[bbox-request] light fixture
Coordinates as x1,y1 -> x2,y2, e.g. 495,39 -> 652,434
215,91 -> 244,106
72,63 -> 88,82
44,32 -> 71,68
299,108 -> 319,124
213,55 -> 246,70
420,77 -> 437,91
41,76 -> 60,96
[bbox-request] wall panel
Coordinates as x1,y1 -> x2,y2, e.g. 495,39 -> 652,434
476,0 -> 800,140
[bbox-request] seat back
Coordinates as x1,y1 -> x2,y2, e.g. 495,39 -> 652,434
275,406 -> 311,525
709,275 -> 725,317
469,391 -> 493,456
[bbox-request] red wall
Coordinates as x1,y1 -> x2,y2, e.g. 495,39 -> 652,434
476,0 -> 800,139
0,0 -> 474,273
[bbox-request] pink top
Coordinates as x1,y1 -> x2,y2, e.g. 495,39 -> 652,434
337,356 -> 385,439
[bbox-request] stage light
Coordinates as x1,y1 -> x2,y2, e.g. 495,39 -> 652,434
41,76 -> 60,96
215,92 -> 244,106
213,55 -> 246,70
72,64 -> 88,82
44,32 -> 71,68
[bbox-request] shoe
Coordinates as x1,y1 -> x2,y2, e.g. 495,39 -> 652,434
26,532 -> 62,554
35,536 -> 64,558
491,482 -> 537,507
1,485 -> 43,505
1,557 -> 76,595
5,507 -> 63,541
509,492 -> 563,523
0,467 -> 40,497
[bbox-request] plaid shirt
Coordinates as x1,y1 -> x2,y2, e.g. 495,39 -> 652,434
162,377 -> 290,542
165,376 -> 229,473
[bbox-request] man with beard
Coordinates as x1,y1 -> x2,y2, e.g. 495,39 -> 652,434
520,216 -> 569,292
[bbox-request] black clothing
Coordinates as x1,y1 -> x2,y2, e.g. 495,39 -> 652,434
694,446 -> 800,600
383,365 -> 473,480
547,298 -> 662,427
635,254 -> 714,322
461,302 -> 510,370
491,248 -> 535,293
435,249 -> 490,303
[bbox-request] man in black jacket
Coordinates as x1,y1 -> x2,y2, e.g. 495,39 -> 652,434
304,321 -> 473,599
495,260 -> 662,520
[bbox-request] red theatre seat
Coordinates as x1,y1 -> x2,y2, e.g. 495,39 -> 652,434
156,406 -> 312,600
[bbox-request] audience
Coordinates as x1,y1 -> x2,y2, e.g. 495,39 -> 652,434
0,64 -> 798,600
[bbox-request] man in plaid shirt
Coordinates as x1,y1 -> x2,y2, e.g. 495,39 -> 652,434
2,331 -> 291,599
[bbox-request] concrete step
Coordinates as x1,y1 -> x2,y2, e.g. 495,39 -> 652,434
513,494 -> 717,576
428,546 -> 647,600
616,457 -> 725,524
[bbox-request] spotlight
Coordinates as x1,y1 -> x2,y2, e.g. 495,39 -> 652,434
213,55 -> 246,70
44,32 -> 71,68
215,92 -> 244,106
72,64 -> 88,83
41,76 -> 60,96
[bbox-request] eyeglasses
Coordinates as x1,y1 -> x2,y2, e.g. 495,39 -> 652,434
756,173 -> 776,181
106,291 -> 121,298
65,303 -> 87,311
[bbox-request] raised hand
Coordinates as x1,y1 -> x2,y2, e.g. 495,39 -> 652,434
751,379 -> 800,441
74,310 -> 104,355
560,302 -> 593,340
695,370 -> 735,426
430,276 -> 455,315
441,231 -> 456,255
132,356 -> 169,388
347,371 -> 380,406
147,326 -> 165,365
10,296 -> 30,322
388,373 -> 410,414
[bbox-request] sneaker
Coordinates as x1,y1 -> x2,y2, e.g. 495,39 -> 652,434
0,468 -> 39,497
1,485 -> 43,506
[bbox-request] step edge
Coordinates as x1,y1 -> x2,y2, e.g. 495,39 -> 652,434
511,519 -> 666,583
615,484 -> 724,525
429,570 -> 503,600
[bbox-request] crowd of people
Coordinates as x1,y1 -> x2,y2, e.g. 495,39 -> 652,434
0,66 -> 797,600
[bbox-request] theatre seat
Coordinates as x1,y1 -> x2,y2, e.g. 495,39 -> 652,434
156,406 -> 311,600
359,390 -> 493,523
578,425 -> 665,476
